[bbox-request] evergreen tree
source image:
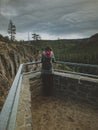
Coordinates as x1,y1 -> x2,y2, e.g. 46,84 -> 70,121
32,33 -> 41,41
8,20 -> 16,41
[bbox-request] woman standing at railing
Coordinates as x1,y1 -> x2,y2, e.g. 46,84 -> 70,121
41,46 -> 55,73
41,46 -> 55,96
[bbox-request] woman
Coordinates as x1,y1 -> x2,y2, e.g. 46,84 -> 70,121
41,46 -> 55,74
41,46 -> 55,96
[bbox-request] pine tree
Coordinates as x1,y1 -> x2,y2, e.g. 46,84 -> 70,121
32,33 -> 41,41
8,20 -> 16,41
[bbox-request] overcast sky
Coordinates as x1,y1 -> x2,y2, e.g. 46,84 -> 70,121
0,0 -> 98,40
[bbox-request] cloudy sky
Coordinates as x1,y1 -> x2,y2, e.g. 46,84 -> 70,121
0,0 -> 98,40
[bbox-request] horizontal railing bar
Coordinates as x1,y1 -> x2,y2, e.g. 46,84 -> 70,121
54,69 -> 98,78
7,75 -> 23,130
23,70 -> 41,75
23,61 -> 41,66
55,61 -> 98,68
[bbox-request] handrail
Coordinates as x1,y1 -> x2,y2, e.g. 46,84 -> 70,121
54,69 -> 98,78
54,61 -> 98,77
55,61 -> 98,68
0,64 -> 23,130
23,61 -> 41,66
0,61 -> 41,130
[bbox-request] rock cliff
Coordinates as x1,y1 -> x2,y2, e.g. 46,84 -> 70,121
0,41 -> 40,110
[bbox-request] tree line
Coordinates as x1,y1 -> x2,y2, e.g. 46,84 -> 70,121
29,38 -> 98,75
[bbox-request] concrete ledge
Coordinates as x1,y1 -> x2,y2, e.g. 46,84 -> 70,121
15,72 -> 41,130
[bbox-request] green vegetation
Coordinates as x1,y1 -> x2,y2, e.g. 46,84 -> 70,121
29,36 -> 98,65
28,34 -> 98,75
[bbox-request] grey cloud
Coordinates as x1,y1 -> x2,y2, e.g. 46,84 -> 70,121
0,0 -> 98,39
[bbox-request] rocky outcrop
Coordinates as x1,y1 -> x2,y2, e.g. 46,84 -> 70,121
0,41 -> 40,110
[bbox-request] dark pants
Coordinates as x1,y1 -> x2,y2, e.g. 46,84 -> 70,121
42,74 -> 53,96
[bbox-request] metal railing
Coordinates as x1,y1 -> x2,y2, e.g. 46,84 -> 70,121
55,61 -> 98,68
0,61 -> 41,130
0,64 -> 23,130
0,61 -> 98,130
54,61 -> 98,78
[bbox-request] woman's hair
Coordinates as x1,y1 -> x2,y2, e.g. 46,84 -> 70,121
45,46 -> 52,51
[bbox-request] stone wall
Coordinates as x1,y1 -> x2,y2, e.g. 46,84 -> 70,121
30,74 -> 43,99
53,72 -> 98,106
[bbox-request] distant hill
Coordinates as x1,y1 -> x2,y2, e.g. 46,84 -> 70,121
28,33 -> 98,65
90,33 -> 98,39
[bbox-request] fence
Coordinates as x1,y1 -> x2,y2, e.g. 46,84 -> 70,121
0,61 -> 98,130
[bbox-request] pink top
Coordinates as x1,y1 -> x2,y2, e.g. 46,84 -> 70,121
45,50 -> 51,57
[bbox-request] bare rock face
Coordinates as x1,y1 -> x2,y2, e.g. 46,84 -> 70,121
0,41 -> 37,110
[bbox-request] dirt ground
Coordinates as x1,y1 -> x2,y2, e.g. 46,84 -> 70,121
31,96 -> 98,130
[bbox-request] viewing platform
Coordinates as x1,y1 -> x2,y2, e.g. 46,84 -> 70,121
0,61 -> 98,130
